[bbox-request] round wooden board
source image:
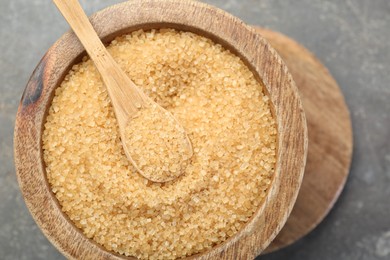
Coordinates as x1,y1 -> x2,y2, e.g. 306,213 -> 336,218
252,27 -> 353,253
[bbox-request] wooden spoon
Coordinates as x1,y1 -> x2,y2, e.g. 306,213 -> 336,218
52,0 -> 193,182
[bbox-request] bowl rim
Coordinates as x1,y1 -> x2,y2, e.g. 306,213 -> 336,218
14,0 -> 307,259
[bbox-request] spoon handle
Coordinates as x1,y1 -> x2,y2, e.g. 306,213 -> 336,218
53,0 -> 147,126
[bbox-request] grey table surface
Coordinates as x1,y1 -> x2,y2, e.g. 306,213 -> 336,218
1,0 -> 389,259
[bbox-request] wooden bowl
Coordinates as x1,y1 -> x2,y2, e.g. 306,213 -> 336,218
14,0 -> 307,259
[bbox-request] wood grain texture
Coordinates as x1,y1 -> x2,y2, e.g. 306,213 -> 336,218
14,1 -> 307,259
252,27 -> 353,253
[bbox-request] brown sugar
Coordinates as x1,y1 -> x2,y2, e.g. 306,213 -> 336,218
124,103 -> 191,182
42,29 -> 277,259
